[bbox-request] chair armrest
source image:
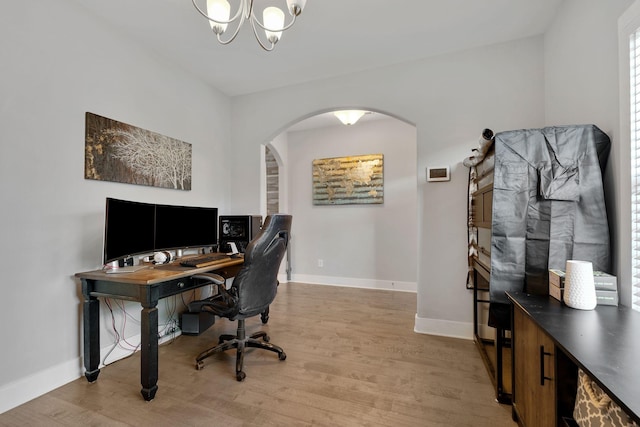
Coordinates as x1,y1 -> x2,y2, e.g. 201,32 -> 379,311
192,273 -> 225,285
188,273 -> 235,314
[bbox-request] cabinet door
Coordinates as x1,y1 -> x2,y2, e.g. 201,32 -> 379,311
536,328 -> 556,426
513,308 -> 556,426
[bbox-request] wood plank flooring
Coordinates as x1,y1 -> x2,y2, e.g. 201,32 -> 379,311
0,282 -> 515,426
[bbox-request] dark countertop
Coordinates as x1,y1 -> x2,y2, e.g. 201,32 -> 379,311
507,292 -> 640,423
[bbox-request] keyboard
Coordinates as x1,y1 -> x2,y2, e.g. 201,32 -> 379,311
180,253 -> 230,268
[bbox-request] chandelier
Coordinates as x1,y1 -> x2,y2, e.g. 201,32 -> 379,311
192,0 -> 307,51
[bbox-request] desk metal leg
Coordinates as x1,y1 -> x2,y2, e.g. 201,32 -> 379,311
140,302 -> 159,401
82,279 -> 100,382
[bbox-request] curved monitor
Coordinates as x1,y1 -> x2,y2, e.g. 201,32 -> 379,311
103,198 -> 218,264
103,198 -> 155,264
154,204 -> 218,251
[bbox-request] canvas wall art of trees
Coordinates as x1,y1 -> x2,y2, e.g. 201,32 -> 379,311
84,112 -> 192,190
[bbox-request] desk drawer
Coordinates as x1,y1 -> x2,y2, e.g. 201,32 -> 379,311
155,277 -> 202,299
153,266 -> 241,299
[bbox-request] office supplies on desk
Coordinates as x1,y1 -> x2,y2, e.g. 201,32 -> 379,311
180,253 -> 229,267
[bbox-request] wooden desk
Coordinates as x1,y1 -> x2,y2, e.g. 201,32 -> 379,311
507,292 -> 640,426
75,257 -> 243,401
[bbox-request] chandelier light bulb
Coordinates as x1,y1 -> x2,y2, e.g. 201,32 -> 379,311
286,0 -> 307,16
206,0 -> 230,34
263,7 -> 285,43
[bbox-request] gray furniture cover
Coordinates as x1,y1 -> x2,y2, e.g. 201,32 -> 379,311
489,124 -> 610,327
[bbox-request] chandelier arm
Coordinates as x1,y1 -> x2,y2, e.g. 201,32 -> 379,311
246,0 -> 254,20
193,0 -> 302,50
191,0 -> 244,26
249,17 -> 276,51
215,17 -> 246,45
249,7 -> 298,33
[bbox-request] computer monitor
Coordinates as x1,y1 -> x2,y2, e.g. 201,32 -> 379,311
103,198 -> 156,264
154,204 -> 218,251
103,198 -> 219,265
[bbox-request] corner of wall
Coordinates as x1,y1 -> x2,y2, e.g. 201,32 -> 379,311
413,314 -> 473,340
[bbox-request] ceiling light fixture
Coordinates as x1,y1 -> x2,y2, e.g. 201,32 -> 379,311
192,0 -> 307,51
333,110 -> 368,126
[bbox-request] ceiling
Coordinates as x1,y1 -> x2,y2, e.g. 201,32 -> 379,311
72,0 -> 565,98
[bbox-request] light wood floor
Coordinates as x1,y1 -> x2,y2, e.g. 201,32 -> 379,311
1,282 -> 515,426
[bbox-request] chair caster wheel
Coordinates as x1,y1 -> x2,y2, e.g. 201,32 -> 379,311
278,352 -> 287,361
236,371 -> 246,381
196,361 -> 204,370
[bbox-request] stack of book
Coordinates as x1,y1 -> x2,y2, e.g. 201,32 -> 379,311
593,271 -> 619,306
548,269 -> 618,306
548,269 -> 565,302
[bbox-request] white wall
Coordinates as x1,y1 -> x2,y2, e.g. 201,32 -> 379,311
0,1 -> 232,412
543,0 -> 635,305
230,36 -> 545,338
286,117 -> 417,291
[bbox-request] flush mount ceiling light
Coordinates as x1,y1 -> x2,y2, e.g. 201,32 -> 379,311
333,110 -> 369,126
192,0 -> 307,51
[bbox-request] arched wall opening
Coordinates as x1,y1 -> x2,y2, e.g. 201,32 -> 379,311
262,108 -> 418,293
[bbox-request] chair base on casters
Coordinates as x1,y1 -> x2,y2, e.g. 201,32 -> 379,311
195,318 -> 286,381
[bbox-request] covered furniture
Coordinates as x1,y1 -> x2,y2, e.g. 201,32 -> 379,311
490,124 -> 610,327
188,214 -> 292,381
464,124 -> 611,404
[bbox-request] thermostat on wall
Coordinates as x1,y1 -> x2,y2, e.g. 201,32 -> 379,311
426,167 -> 450,182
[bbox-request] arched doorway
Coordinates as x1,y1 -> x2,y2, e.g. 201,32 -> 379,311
263,109 -> 418,291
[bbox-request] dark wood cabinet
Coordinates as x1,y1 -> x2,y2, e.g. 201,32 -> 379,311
508,292 -> 640,427
513,308 -> 556,426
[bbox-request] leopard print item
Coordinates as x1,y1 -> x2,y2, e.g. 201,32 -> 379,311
573,369 -> 637,427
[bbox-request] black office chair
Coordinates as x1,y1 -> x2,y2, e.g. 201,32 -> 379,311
188,214 -> 292,381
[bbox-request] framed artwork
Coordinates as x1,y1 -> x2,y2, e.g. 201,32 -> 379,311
84,112 -> 192,190
312,153 -> 384,205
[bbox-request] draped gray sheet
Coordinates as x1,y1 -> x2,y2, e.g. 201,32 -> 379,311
489,124 -> 610,327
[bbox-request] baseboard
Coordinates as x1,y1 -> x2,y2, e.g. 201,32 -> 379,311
290,274 -> 417,292
0,357 -> 82,415
0,330 -> 181,415
413,314 -> 473,340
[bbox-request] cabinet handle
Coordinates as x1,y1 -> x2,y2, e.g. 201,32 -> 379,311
539,345 -> 553,386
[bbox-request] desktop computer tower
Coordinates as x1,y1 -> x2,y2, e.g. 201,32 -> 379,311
219,215 -> 262,253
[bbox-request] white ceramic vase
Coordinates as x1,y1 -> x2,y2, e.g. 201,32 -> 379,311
563,260 -> 597,310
